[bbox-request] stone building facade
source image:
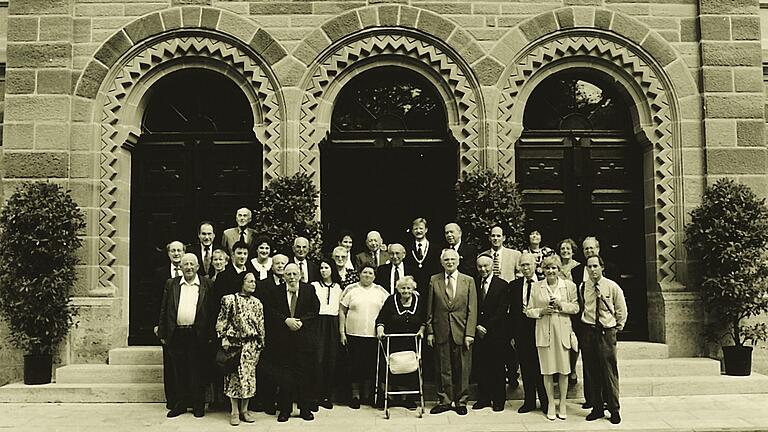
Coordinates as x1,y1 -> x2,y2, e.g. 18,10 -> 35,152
0,0 -> 765,384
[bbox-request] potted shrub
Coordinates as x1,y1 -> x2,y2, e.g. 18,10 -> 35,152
455,169 -> 526,251
0,182 -> 86,384
685,178 -> 768,375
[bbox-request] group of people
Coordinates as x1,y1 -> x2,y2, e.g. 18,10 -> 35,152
155,207 -> 628,426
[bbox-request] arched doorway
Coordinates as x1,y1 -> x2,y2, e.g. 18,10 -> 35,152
321,66 -> 458,248
129,68 -> 262,345
516,70 -> 647,340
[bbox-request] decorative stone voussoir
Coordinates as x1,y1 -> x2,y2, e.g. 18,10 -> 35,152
359,8 -> 378,28
664,59 -> 697,97
4,151 -> 69,178
200,8 -> 220,30
555,8 -> 575,29
94,31 -> 133,68
707,148 -> 766,174
416,10 -> 455,41
7,42 -> 72,69
262,40 -> 288,66
399,6 -> 419,28
124,13 -> 164,45
181,6 -> 202,27
9,0 -> 70,15
705,94 -> 763,118
610,13 -> 649,45
76,60 -> 109,99
379,5 -> 398,26
322,11 -> 362,43
161,8 -> 183,31
641,32 -> 678,67
702,42 -> 761,66
217,11 -> 257,44
594,9 -> 613,30
473,56 -> 504,86
519,12 -> 558,41
448,28 -> 484,65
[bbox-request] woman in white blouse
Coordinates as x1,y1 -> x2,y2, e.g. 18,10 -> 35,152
249,237 -> 272,280
338,264 -> 389,409
525,254 -> 579,421
311,257 -> 343,410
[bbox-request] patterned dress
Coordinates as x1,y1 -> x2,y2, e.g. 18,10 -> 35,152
216,293 -> 265,399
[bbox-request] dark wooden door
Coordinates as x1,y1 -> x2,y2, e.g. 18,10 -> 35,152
516,132 -> 647,340
321,134 -> 458,252
129,133 -> 261,345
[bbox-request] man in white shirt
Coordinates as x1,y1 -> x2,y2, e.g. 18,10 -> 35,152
375,243 -> 414,294
581,255 -> 628,425
482,226 -> 521,283
291,237 -> 320,283
158,253 -> 214,419
355,231 -> 390,270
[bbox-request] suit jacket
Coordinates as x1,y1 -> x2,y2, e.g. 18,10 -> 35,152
158,276 -> 215,345
354,250 -> 391,271
220,227 -> 258,256
475,275 -> 511,343
426,271 -> 478,345
189,243 -> 219,278
525,278 -> 579,349
405,240 -> 442,297
481,247 -> 521,283
570,259 -> 618,287
289,257 -> 321,283
375,261 -> 416,294
213,263 -> 256,306
450,242 -> 478,278
508,277 -> 537,344
263,282 -> 320,357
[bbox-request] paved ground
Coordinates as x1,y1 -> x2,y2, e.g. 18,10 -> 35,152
1,394 -> 768,432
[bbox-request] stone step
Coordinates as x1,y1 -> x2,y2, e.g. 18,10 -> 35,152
56,365 -> 163,384
576,358 -> 721,377
0,383 -> 164,403
109,347 -> 162,365
106,342 -> 669,367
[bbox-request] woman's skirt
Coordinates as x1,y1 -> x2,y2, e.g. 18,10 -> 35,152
346,335 -> 378,384
223,338 -> 261,399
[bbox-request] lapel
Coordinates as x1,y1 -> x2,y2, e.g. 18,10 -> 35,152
172,279 -> 181,317
195,279 -> 208,319
435,274 -> 449,305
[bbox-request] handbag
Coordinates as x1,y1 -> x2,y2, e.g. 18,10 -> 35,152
570,331 -> 579,352
388,350 -> 419,375
216,346 -> 242,374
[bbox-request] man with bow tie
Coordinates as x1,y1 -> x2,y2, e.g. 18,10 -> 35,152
221,207 -> 258,256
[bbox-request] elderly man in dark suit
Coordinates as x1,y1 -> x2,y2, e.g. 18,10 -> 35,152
472,255 -> 511,412
509,252 -> 548,414
220,207 -> 258,256
262,263 -> 320,422
426,248 -> 477,415
290,237 -> 320,283
375,243 -> 414,294
355,230 -> 390,270
158,253 -> 215,418
444,223 -> 477,278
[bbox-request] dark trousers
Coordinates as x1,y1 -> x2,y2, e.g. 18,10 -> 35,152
514,334 -> 547,406
277,359 -> 312,413
434,341 -> 472,406
162,344 -> 176,409
505,342 -> 520,382
314,315 -> 339,401
168,328 -> 206,409
473,337 -> 507,404
257,362 -> 278,410
581,326 -> 620,411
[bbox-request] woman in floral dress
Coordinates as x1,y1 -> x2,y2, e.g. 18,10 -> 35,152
216,271 -> 266,426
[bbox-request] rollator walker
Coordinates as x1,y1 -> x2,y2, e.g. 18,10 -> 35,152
374,333 -> 425,419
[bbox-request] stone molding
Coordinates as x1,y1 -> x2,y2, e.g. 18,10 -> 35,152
93,34 -> 282,291
496,29 -> 685,287
297,31 -> 485,185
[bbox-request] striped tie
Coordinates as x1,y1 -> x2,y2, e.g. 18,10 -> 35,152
492,251 -> 501,276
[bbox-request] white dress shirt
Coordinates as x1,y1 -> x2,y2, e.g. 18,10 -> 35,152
389,263 -> 405,294
176,275 -> 200,326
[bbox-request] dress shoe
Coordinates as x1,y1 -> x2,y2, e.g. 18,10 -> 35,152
166,407 -> 186,418
277,412 -> 290,422
193,406 -> 205,418
586,409 -> 606,421
455,405 -> 468,415
240,411 -> 256,423
581,402 -> 593,409
349,397 -> 361,409
557,404 -> 567,420
264,404 -> 277,416
299,410 -> 315,421
472,400 -> 492,410
319,399 -> 333,409
430,404 -> 452,414
517,403 -> 536,413
229,412 -> 241,426
310,402 -> 319,412
609,411 -> 621,424
492,402 -> 505,412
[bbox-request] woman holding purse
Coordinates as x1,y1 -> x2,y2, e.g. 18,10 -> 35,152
216,272 -> 266,426
525,254 -> 579,421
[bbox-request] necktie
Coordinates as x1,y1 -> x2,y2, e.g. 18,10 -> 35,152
299,261 -> 307,282
480,277 -> 489,304
174,266 -> 181,278
289,290 -> 297,317
393,266 -> 400,289
492,251 -> 501,276
524,279 -> 532,307
203,246 -> 211,274
446,274 -> 455,299
594,283 -> 601,328
372,251 -> 378,267
239,229 -> 246,243
416,243 -> 424,260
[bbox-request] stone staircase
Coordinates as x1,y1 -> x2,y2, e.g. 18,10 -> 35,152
1,342 -> 767,402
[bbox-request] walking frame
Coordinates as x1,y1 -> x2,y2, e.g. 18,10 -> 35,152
374,333 -> 425,419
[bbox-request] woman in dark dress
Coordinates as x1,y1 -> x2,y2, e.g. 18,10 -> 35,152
375,276 -> 426,409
